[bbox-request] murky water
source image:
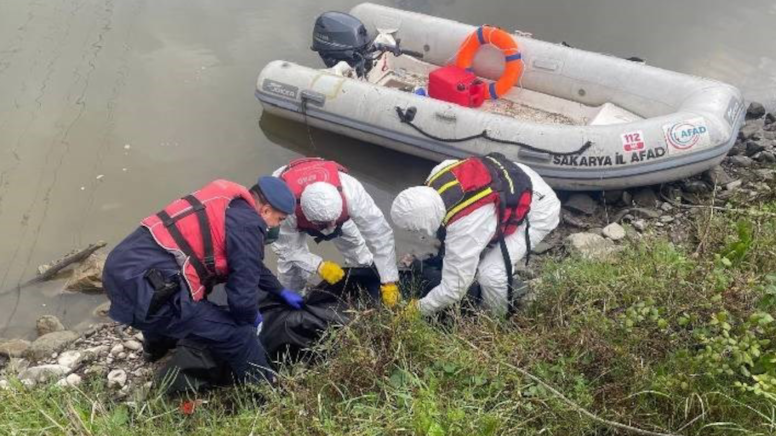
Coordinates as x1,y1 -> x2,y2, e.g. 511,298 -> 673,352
1,0 -> 775,338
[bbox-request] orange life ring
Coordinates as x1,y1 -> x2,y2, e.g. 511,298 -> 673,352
455,26 -> 523,100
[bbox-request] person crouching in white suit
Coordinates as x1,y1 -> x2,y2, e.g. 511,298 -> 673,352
271,158 -> 400,307
391,154 -> 560,317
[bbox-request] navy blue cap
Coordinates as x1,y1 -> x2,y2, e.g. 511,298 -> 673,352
257,176 -> 295,215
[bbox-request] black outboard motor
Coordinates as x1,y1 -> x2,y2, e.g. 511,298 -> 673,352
311,12 -> 373,76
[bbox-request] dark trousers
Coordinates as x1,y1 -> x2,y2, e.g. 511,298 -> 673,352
104,265 -> 272,384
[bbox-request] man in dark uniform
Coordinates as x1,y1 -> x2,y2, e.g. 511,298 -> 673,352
103,176 -> 302,384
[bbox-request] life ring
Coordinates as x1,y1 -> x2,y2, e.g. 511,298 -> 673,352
455,26 -> 523,100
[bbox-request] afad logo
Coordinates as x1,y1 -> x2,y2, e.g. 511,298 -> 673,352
666,121 -> 708,150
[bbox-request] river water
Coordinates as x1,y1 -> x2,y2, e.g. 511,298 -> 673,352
1,0 -> 775,338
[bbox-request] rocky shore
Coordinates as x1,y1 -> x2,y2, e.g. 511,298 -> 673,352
2,103 -> 775,397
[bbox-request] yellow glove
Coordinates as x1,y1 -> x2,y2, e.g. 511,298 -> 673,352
318,260 -> 345,285
380,283 -> 401,308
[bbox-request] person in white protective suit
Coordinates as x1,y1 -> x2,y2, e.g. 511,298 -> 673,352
391,154 -> 560,317
271,158 -> 401,306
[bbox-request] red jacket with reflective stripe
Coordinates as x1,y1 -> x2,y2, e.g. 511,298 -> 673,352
140,179 -> 256,301
280,158 -> 349,232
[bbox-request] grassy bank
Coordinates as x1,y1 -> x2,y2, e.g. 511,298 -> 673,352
3,197 -> 776,435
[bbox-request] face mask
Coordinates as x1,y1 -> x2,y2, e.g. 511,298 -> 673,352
265,226 -> 280,245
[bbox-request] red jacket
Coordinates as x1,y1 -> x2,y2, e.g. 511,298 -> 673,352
280,158 -> 349,233
141,179 -> 256,301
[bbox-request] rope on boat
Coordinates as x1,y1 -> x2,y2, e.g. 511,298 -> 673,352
395,106 -> 592,157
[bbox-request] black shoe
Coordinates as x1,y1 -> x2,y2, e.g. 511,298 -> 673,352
143,336 -> 177,362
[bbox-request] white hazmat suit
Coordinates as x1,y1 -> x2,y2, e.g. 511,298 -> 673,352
271,165 -> 399,291
391,160 -> 560,316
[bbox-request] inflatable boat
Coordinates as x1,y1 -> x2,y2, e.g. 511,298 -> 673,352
255,3 -> 745,190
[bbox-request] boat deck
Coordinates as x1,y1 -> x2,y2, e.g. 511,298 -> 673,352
366,53 -> 642,127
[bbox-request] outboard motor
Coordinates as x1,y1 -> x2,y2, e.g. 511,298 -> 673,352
311,12 -> 374,76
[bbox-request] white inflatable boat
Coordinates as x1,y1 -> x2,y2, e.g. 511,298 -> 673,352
255,3 -> 745,190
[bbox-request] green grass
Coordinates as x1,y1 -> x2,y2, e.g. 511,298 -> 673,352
3,197 -> 776,435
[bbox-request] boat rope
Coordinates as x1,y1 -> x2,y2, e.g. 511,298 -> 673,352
395,106 -> 592,156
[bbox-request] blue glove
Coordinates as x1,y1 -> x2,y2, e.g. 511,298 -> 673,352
279,288 -> 304,310
253,312 -> 263,336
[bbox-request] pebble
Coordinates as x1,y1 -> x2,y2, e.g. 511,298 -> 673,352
660,202 -> 674,212
602,223 -> 626,241
57,351 -> 82,369
660,216 -> 675,223
66,373 -> 82,387
133,332 -> 144,342
633,220 -> 647,232
107,369 -> 127,388
726,180 -> 743,191
0,380 -> 8,390
123,340 -> 142,351
110,344 -> 124,356
117,352 -> 127,360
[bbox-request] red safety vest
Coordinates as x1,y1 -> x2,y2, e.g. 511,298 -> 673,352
141,179 -> 256,301
426,154 -> 533,240
279,158 -> 350,239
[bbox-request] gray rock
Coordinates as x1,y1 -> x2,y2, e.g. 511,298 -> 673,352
660,202 -> 674,212
764,131 -> 776,141
633,220 -> 648,232
729,156 -> 754,167
725,180 -> 743,191
602,223 -> 626,241
65,253 -> 106,293
766,112 -> 776,125
565,233 -> 618,260
746,141 -> 766,157
27,331 -> 78,360
36,315 -> 65,337
0,339 -> 31,358
18,364 -> 71,383
123,340 -> 142,351
57,373 -> 83,388
683,180 -> 709,194
633,188 -> 659,208
93,302 -> 111,318
57,351 -> 83,369
757,151 -> 776,163
107,369 -> 127,388
728,141 -> 746,156
531,241 -> 554,255
110,344 -> 124,356
754,169 -> 776,181
703,166 -> 735,186
630,208 -> 661,220
740,121 -> 764,140
563,193 -> 597,216
746,102 -> 766,119
85,345 -> 109,358
117,352 -> 127,360
660,216 -> 675,223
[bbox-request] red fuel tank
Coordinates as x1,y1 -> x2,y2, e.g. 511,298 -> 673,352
427,66 -> 486,108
